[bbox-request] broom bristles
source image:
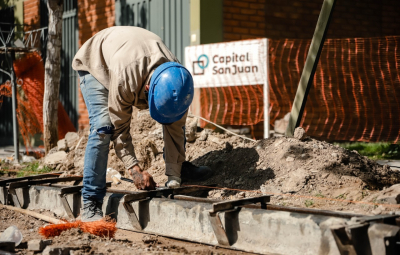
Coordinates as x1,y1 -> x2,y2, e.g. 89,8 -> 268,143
38,221 -> 80,238
80,219 -> 117,238
38,219 -> 117,239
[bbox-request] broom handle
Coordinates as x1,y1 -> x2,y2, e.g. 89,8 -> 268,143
2,204 -> 61,224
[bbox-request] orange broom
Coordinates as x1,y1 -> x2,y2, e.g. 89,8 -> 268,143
39,219 -> 117,239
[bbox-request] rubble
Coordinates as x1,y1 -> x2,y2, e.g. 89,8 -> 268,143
44,151 -> 67,165
64,132 -> 79,148
22,155 -> 36,163
294,127 -> 307,140
28,239 -> 52,252
185,116 -> 198,142
57,139 -> 67,151
198,130 -> 208,141
142,235 -> 158,244
42,246 -> 81,255
208,135 -> 224,145
274,112 -> 290,134
374,184 -> 400,204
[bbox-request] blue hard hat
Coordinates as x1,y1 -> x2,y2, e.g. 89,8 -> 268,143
148,62 -> 194,124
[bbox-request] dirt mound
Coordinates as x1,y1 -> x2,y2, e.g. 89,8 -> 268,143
196,135 -> 399,194
44,109 -> 400,214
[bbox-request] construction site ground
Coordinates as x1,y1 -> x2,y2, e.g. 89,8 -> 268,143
1,109 -> 400,253
52,109 -> 400,214
0,205 -> 252,254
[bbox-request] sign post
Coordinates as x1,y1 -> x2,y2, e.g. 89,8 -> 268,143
185,39 -> 269,138
263,39 -> 269,139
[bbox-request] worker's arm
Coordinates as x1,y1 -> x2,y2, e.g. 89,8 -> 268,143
109,73 -> 156,190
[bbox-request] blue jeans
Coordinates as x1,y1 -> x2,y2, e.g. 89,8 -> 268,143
79,71 -> 113,204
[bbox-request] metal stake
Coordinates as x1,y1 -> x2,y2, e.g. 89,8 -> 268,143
285,0 -> 336,136
10,51 -> 20,163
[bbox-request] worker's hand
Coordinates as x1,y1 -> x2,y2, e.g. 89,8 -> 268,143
129,165 -> 157,190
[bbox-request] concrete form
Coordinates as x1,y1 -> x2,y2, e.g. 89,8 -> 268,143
15,185 -> 348,255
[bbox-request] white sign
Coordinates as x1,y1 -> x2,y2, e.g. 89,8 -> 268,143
185,39 -> 268,88
185,39 -> 269,138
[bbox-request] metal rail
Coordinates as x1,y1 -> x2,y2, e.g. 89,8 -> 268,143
173,195 -> 364,219
36,183 -> 363,219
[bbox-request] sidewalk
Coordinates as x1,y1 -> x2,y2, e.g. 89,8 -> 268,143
0,146 -> 17,160
0,146 -> 44,161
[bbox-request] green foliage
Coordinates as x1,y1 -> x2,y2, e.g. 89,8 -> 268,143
17,162 -> 53,177
315,192 -> 325,198
360,189 -> 370,200
304,200 -> 314,207
335,142 -> 400,160
0,161 -> 10,176
335,193 -> 347,200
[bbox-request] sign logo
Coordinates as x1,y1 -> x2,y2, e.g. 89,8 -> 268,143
193,54 -> 209,75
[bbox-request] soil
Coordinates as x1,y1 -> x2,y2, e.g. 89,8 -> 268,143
0,205 -> 253,254
2,109 -> 400,218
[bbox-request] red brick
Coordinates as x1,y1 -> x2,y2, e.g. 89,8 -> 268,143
249,16 -> 264,22
241,8 -> 257,15
224,20 -> 240,26
233,27 -> 249,34
232,1 -> 249,8
232,14 -> 249,21
224,0 -> 233,6
224,26 -> 233,32
224,13 -> 232,19
240,34 -> 259,40
258,23 -> 266,29
241,21 -> 257,28
224,6 -> 241,13
272,12 -> 287,18
249,3 -> 264,9
250,28 -> 265,36
224,33 -> 241,41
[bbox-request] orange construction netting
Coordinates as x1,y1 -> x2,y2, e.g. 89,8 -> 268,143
197,36 -> 400,142
0,52 -> 76,151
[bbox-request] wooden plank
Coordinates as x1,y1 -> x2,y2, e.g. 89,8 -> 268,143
285,0 -> 336,136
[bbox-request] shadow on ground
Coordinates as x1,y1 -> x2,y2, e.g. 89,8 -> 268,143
189,147 -> 275,191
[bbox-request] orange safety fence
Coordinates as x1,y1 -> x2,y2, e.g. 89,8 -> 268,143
0,52 -> 76,152
198,36 -> 400,142
199,85 -> 264,127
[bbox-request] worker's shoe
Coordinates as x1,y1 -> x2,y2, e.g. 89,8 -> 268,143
181,161 -> 212,182
165,176 -> 181,189
81,200 -> 103,222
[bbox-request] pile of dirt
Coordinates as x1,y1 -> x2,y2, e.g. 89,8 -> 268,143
43,109 -> 400,214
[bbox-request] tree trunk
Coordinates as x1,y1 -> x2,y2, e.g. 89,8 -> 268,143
43,0 -> 63,153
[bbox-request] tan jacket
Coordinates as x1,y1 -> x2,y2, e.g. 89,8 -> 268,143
72,26 -> 178,169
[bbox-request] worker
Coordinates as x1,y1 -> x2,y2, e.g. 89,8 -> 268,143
72,26 -> 212,222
